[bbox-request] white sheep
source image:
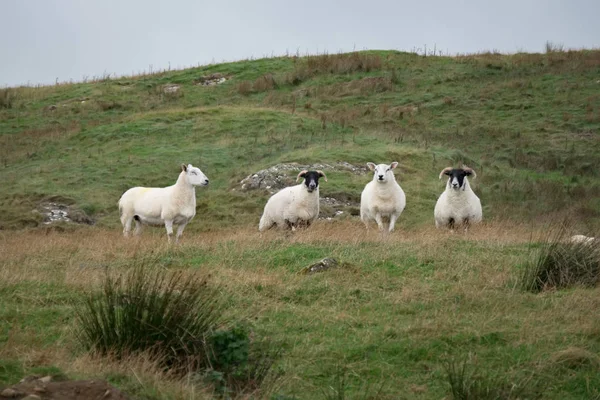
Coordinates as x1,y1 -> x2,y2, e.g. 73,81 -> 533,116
434,166 -> 482,231
569,234 -> 596,245
259,170 -> 327,231
360,162 -> 406,232
118,163 -> 209,242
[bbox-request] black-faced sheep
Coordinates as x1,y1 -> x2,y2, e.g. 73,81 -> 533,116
258,170 -> 327,231
434,166 -> 482,231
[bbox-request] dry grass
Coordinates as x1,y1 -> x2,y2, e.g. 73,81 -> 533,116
2,222 -> 600,398
455,48 -> 600,72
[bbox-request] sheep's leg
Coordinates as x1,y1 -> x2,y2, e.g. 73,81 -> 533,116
175,223 -> 187,243
122,215 -> 133,237
448,218 -> 455,233
463,218 -> 470,234
388,213 -> 399,233
375,214 -> 385,231
133,218 -> 143,236
164,220 -> 174,243
360,214 -> 370,230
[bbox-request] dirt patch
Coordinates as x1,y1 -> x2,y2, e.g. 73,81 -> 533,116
0,375 -> 129,400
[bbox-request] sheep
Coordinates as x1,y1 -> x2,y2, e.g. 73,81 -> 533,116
434,166 -> 482,231
118,163 -> 209,242
569,234 -> 596,245
360,162 -> 406,232
258,170 -> 327,231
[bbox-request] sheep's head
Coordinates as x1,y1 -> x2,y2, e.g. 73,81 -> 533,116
367,162 -> 398,184
439,166 -> 476,191
182,163 -> 209,187
297,170 -> 327,193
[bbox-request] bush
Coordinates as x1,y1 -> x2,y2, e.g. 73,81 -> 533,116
207,327 -> 282,397
75,263 -> 220,372
0,88 -> 16,109
521,229 -> 600,292
209,325 -> 250,372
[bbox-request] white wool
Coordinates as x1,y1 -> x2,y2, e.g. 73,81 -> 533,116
118,164 -> 208,242
434,168 -> 482,230
360,162 -> 406,232
569,234 -> 596,245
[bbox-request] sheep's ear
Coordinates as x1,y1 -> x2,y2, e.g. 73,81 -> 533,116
439,167 -> 452,179
181,164 -> 187,172
317,170 -> 328,182
296,170 -> 308,182
463,167 -> 477,179
367,162 -> 376,171
390,162 -> 398,170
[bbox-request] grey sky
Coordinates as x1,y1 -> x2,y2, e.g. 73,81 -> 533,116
1,0 -> 599,87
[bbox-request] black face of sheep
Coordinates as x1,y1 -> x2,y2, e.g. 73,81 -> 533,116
297,170 -> 327,193
441,167 -> 475,190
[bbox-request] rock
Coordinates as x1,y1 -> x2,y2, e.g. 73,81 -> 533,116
38,376 -> 52,383
239,162 -> 367,192
47,105 -> 57,111
1,388 -> 21,397
195,73 -> 228,86
163,84 -> 180,93
38,202 -> 95,226
302,257 -> 339,274
240,162 -> 364,219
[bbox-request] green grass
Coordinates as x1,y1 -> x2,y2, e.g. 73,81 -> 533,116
1,48 -> 600,399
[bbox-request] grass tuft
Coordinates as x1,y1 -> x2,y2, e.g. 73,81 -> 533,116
74,261 -> 220,372
444,356 -> 542,400
521,228 -> 600,292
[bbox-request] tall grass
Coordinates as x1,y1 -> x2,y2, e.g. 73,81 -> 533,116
521,229 -> 600,292
444,356 -> 542,399
74,262 -> 220,372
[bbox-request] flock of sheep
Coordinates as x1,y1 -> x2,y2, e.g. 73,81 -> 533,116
118,162 -> 483,242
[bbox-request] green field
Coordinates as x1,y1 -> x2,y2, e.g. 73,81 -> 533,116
1,49 -> 600,399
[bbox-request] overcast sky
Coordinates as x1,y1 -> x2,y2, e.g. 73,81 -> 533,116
1,0 -> 599,87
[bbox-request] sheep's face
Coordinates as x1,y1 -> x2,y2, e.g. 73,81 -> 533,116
440,168 -> 474,191
367,162 -> 398,184
297,170 -> 327,193
182,164 -> 209,186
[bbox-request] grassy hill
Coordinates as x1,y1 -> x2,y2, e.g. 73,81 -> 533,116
1,49 -> 600,399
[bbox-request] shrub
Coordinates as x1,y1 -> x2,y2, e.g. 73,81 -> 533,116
521,229 -> 600,292
209,325 -> 250,373
75,263 -> 220,372
0,88 -> 16,109
253,74 -> 278,92
236,81 -> 252,96
206,326 -> 282,397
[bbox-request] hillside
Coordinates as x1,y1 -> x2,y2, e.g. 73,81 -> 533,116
1,49 -> 600,399
1,49 -> 600,231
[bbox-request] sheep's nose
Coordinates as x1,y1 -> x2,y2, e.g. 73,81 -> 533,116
378,175 -> 384,180
204,179 -> 209,184
452,183 -> 458,188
